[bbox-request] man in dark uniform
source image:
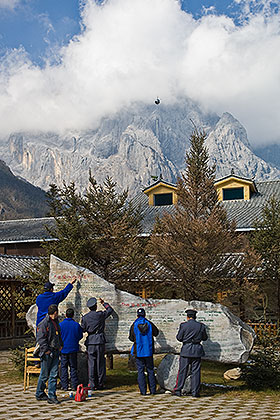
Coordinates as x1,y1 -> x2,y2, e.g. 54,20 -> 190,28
174,309 -> 208,397
81,297 -> 113,390
129,308 -> 159,395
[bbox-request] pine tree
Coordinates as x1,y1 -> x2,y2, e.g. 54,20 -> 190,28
149,129 -> 256,305
251,197 -> 280,321
77,174 -> 145,286
18,175 -> 146,315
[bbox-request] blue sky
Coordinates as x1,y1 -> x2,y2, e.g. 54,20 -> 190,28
0,0 -> 259,65
0,0 -> 280,146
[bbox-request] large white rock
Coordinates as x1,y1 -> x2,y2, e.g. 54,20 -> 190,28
156,354 -> 191,393
26,255 -> 255,363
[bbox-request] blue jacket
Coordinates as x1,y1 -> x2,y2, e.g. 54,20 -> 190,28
59,318 -> 83,354
176,318 -> 208,358
129,317 -> 159,358
36,283 -> 73,325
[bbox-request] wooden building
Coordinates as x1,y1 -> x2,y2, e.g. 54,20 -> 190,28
0,254 -> 39,349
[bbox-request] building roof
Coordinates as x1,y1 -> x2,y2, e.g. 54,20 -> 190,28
222,180 -> 280,230
0,217 -> 55,243
135,179 -> 280,233
214,174 -> 258,193
143,180 -> 177,194
0,179 -> 279,244
0,254 -> 40,279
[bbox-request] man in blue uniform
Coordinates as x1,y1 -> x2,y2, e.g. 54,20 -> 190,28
59,307 -> 83,391
81,297 -> 113,390
36,279 -> 77,326
129,308 -> 159,395
174,309 -> 208,397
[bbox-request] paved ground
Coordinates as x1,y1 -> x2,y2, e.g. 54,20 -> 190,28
1,384 -> 280,420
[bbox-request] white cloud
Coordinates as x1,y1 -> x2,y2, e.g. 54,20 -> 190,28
0,0 -> 280,146
0,0 -> 20,9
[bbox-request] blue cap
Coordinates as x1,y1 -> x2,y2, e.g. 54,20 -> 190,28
87,297 -> 97,308
44,282 -> 54,291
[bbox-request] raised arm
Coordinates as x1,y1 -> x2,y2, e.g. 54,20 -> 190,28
99,298 -> 113,319
54,283 -> 74,304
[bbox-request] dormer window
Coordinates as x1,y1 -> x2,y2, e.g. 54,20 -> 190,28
223,187 -> 244,201
214,175 -> 257,202
143,180 -> 177,206
154,193 -> 173,206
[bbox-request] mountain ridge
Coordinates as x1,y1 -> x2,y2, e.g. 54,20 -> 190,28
0,160 -> 48,220
0,100 -> 279,197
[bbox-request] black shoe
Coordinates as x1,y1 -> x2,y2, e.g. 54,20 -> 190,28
36,394 -> 48,401
192,394 -> 200,398
48,398 -> 61,404
173,392 -> 181,397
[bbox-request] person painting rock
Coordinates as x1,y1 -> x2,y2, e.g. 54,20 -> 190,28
36,279 -> 77,326
81,297 -> 113,390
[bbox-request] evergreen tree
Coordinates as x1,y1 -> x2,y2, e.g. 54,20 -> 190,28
19,175 -> 146,314
77,174 -> 145,286
251,197 -> 280,321
149,129 -> 256,305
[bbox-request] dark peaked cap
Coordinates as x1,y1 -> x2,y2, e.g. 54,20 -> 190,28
185,309 -> 197,318
87,297 -> 97,308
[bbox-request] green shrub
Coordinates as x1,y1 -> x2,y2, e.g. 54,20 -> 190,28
9,336 -> 36,374
241,328 -> 280,390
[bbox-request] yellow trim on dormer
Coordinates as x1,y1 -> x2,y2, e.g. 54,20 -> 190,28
144,182 -> 178,206
214,176 -> 256,201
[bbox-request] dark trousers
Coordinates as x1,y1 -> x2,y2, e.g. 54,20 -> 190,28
174,356 -> 201,397
135,356 -> 156,395
87,344 -> 106,389
60,352 -> 79,390
36,351 -> 59,399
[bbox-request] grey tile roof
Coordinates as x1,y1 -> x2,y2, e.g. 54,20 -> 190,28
0,217 -> 56,243
135,179 -> 280,233
222,180 -> 280,230
0,180 -> 279,244
0,254 -> 39,279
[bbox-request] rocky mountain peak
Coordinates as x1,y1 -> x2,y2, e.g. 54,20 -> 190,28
0,99 -> 279,196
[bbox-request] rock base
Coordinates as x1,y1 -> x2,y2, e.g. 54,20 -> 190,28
156,354 -> 191,394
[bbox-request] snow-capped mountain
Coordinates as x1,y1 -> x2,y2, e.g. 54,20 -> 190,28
0,99 -> 279,196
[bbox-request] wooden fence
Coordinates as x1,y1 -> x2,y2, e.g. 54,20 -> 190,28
248,322 -> 278,337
